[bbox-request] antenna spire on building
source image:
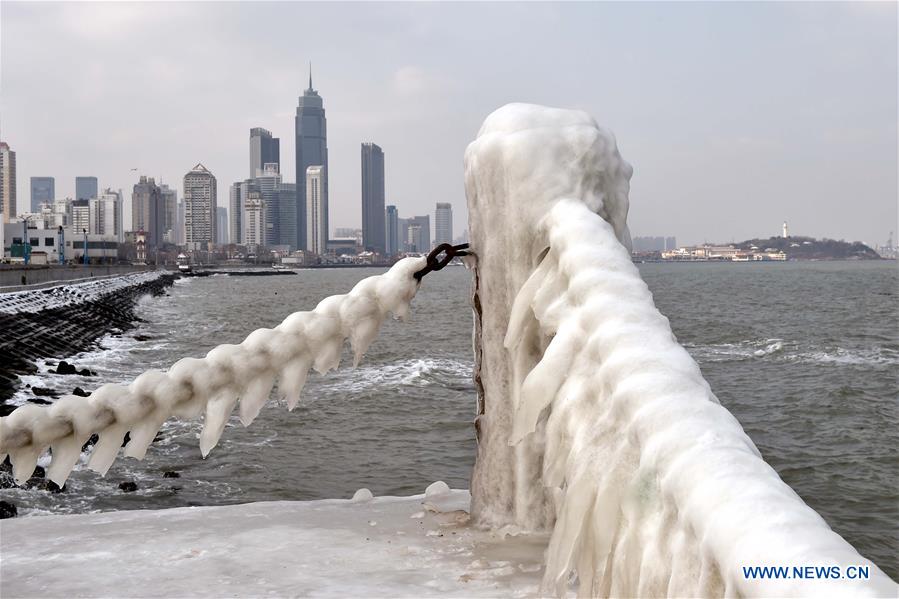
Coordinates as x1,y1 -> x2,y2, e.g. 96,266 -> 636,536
308,62 -> 313,92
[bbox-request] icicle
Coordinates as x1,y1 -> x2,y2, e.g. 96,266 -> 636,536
0,257 -> 426,483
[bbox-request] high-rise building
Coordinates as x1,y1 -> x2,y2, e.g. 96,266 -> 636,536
70,199 -> 91,234
183,163 -> 217,251
295,69 -> 328,250
132,176 -> 165,248
89,191 -> 121,238
176,199 -> 185,245
216,207 -> 229,245
361,142 -> 385,254
229,181 -> 243,245
277,183 -> 297,250
404,215 -> 430,253
30,176 -> 54,212
75,176 -> 98,202
159,184 -> 177,242
256,163 -> 282,247
435,202 -> 452,247
385,205 -> 399,256
242,190 -> 266,249
305,165 -> 326,255
250,128 -> 280,178
0,142 -> 16,223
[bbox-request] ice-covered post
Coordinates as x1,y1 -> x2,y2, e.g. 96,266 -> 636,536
463,104 -> 895,596
465,104 -> 634,531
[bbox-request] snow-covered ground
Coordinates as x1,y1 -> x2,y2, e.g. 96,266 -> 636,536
0,487 -> 550,598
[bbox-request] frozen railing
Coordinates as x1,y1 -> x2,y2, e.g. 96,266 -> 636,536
464,104 -> 895,596
0,258 -> 425,486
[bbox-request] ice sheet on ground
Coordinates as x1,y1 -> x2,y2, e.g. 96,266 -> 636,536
0,489 -> 550,598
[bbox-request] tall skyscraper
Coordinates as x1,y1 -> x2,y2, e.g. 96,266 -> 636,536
305,165 -> 326,255
89,191 -> 121,238
30,176 -> 54,212
242,190 -> 266,249
361,142 -> 385,254
183,163 -> 217,251
250,128 -> 280,178
159,184 -> 177,243
277,183 -> 297,250
295,69 -> 328,250
256,163 -> 282,247
0,142 -> 16,223
132,176 -> 165,248
229,181 -> 243,245
70,199 -> 90,234
385,205 -> 399,256
75,176 -> 98,202
435,202 -> 453,247
216,206 -> 229,245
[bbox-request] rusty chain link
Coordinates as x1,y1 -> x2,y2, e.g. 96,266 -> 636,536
413,243 -> 470,281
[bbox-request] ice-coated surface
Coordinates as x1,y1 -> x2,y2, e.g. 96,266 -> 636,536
0,258 -> 426,487
0,489 -> 550,598
464,103 -> 896,596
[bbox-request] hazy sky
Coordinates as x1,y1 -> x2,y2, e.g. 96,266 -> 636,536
2,2 -> 896,246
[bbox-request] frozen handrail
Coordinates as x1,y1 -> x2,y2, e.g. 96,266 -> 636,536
0,257 -> 426,487
464,103 -> 896,596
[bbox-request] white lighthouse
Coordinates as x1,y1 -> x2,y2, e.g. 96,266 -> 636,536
782,221 -> 789,238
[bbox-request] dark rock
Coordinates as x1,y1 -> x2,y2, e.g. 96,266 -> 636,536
0,404 -> 17,417
46,480 -> 66,493
121,431 -> 131,447
82,433 -> 99,452
162,471 -> 180,479
0,473 -> 16,489
72,387 -> 91,397
31,387 -> 59,397
0,501 -> 17,518
78,368 -> 95,377
118,481 -> 138,492
31,465 -> 45,479
28,479 -> 66,493
0,456 -> 11,473
133,334 -> 153,342
27,397 -> 52,405
55,361 -> 78,375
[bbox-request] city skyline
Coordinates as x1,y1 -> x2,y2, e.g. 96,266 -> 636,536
1,3 -> 895,246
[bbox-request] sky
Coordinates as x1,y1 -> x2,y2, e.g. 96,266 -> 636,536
1,1 -> 896,246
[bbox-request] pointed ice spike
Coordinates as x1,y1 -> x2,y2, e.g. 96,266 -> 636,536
87,424 -> 129,475
9,446 -> 43,485
279,356 -> 312,411
238,373 -> 276,426
123,413 -> 167,460
47,435 -> 88,486
200,391 -> 238,457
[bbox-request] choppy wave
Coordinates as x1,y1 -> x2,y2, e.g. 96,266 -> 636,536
685,339 -> 898,367
323,358 -> 474,393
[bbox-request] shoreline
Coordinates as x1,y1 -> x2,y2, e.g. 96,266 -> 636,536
0,271 -> 179,406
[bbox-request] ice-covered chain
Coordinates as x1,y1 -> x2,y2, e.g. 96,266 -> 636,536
0,257 -> 426,486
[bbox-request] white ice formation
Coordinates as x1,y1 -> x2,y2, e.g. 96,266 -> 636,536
0,258 -> 425,487
464,103 -> 895,596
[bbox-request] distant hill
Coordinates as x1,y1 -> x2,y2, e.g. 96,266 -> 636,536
734,236 -> 881,260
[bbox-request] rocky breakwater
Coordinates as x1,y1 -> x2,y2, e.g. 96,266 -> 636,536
0,271 -> 178,408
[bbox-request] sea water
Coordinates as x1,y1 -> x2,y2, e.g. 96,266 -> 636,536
2,261 -> 895,579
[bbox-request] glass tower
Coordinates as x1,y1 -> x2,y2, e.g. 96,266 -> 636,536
295,69 -> 328,251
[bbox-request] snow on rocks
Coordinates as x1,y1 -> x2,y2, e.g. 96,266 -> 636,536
424,480 -> 450,497
464,104 -> 896,596
352,488 -> 374,502
0,258 -> 426,487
